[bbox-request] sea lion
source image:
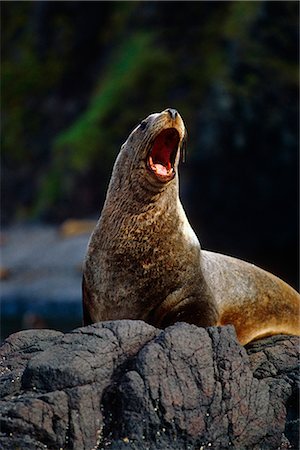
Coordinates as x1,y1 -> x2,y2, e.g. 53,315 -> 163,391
82,108 -> 300,345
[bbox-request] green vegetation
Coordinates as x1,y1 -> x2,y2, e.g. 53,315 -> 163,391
1,1 -> 298,222
54,32 -> 161,171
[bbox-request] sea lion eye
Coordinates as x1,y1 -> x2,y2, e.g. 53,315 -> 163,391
140,120 -> 147,131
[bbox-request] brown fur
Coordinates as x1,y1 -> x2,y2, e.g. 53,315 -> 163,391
82,109 -> 300,345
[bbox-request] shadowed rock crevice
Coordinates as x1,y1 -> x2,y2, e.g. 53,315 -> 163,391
0,321 -> 299,450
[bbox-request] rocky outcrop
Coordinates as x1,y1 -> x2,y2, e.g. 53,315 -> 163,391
0,321 -> 299,450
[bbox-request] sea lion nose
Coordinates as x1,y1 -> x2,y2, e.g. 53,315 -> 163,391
166,108 -> 178,120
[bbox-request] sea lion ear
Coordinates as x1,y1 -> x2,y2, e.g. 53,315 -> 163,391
140,120 -> 147,131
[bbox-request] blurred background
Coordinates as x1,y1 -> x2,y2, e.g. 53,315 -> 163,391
1,1 -> 299,340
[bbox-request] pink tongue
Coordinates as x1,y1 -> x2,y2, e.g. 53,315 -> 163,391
154,164 -> 169,176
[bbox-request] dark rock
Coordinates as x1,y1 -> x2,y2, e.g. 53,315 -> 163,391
0,321 -> 298,450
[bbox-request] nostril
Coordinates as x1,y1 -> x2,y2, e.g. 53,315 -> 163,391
166,108 -> 178,120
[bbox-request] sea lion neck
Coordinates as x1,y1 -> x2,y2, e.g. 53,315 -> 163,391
103,172 -> 179,217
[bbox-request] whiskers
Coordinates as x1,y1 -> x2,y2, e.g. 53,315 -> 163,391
180,130 -> 188,163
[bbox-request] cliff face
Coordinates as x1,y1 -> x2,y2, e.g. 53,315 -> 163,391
0,321 -> 299,450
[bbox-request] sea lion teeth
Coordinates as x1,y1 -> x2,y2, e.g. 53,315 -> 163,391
82,108 -> 300,345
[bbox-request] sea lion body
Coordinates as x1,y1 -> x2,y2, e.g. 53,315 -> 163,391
201,251 -> 299,344
82,109 -> 300,345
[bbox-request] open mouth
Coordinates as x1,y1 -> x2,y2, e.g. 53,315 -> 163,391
147,128 -> 180,182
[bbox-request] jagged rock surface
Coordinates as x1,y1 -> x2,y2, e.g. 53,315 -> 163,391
0,321 -> 299,450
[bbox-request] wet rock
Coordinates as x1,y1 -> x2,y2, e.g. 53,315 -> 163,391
0,267 -> 11,281
59,219 -> 96,238
0,321 -> 298,450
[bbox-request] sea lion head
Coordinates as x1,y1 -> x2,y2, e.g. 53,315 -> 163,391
120,108 -> 186,189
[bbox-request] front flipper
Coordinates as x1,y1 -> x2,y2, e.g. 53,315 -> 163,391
148,284 -> 218,329
160,296 -> 218,329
